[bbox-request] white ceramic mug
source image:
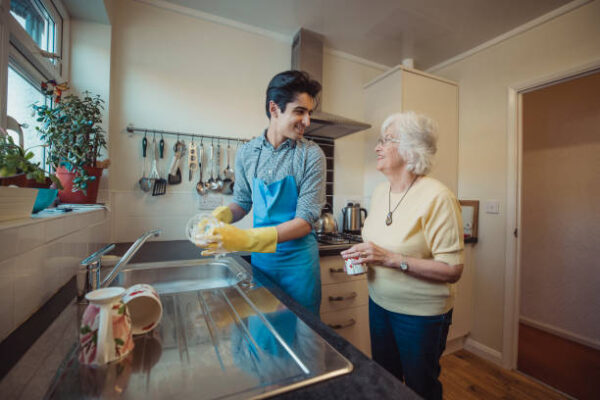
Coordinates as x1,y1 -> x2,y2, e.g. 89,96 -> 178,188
79,287 -> 134,366
344,257 -> 367,276
122,284 -> 163,335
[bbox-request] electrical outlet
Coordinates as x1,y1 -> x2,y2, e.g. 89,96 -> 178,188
484,200 -> 500,214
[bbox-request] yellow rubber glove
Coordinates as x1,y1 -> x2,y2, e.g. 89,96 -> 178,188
201,224 -> 278,255
211,206 -> 233,224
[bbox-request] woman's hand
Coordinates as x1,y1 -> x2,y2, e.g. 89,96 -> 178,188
340,241 -> 397,267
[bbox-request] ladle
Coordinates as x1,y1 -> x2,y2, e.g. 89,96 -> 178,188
195,141 -> 206,195
222,140 -> 234,195
138,134 -> 153,192
205,140 -> 216,192
214,141 -> 224,192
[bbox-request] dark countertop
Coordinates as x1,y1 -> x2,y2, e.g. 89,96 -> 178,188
110,240 -> 418,399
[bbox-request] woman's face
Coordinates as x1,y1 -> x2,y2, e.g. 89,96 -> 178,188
375,128 -> 403,173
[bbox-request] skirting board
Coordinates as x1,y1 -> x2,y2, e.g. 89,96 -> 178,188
444,336 -> 467,356
519,317 -> 600,351
464,338 -> 503,366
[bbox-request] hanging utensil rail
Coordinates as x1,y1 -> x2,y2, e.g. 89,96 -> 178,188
126,125 -> 249,143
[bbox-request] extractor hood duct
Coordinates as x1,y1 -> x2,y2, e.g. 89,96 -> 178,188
292,28 -> 371,140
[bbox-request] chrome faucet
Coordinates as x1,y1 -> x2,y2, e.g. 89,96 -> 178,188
78,229 -> 161,299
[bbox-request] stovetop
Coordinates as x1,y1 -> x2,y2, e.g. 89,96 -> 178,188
317,232 -> 362,250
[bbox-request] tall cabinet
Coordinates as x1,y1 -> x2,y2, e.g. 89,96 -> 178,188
361,66 -> 473,349
363,66 -> 459,196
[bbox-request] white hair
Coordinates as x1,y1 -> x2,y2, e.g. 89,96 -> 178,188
381,111 -> 438,175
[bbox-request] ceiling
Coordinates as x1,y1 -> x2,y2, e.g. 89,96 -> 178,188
159,0 -> 574,70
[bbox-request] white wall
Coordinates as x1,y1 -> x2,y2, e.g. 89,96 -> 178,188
69,19 -> 112,202
105,0 -> 387,241
431,0 -> 600,355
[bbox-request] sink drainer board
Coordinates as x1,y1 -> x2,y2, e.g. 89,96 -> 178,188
46,258 -> 353,399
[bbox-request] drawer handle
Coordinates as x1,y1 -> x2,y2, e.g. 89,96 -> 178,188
329,267 -> 345,274
328,292 -> 357,302
327,318 -> 356,330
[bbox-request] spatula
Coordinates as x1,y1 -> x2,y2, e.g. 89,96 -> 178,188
150,138 -> 167,196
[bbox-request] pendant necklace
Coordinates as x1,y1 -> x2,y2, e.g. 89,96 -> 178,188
386,176 -> 418,226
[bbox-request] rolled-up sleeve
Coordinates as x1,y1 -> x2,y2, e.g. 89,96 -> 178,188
232,145 -> 253,213
295,144 -> 326,224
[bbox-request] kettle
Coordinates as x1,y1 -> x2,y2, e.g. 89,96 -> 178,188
315,204 -> 338,233
342,202 -> 367,233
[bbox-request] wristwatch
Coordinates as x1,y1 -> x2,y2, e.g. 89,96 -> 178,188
399,255 -> 409,272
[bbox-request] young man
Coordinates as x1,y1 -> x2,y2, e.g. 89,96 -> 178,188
205,70 -> 326,314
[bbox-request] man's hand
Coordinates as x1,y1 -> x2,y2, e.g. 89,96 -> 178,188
211,206 -> 233,223
201,224 -> 278,255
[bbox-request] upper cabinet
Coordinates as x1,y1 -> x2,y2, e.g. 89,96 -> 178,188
363,66 -> 459,197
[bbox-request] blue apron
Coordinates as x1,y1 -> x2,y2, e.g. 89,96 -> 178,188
250,145 -> 321,315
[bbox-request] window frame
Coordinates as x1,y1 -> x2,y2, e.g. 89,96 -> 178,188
1,0 -> 69,127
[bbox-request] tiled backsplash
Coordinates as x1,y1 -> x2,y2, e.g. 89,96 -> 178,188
306,135 -> 335,209
0,210 -> 110,342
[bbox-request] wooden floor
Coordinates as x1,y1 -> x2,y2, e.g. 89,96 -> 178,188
440,350 -> 568,400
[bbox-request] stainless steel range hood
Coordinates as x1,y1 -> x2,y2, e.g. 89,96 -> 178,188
292,28 -> 371,139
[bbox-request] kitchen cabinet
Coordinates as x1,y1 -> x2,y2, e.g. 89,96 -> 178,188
319,255 -> 371,357
363,66 -> 459,197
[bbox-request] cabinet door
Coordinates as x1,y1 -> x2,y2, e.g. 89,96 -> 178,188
402,71 -> 458,193
321,305 -> 371,357
320,280 -> 369,314
320,255 -> 366,285
363,67 -> 459,197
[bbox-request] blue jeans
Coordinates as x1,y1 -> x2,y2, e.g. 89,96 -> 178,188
369,298 -> 452,400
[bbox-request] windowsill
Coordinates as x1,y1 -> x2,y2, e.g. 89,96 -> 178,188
0,205 -> 109,232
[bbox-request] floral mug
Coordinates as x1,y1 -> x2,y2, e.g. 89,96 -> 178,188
79,287 -> 134,366
122,283 -> 163,335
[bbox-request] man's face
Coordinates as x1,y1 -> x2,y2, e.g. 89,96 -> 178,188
270,93 -> 315,140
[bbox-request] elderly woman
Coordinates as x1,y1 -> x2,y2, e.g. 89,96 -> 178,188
341,111 -> 464,400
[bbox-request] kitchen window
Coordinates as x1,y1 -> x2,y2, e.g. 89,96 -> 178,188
7,64 -> 49,167
1,0 -> 68,163
10,0 -> 57,55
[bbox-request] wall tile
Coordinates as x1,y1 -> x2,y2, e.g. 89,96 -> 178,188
14,246 -> 45,326
0,257 -> 16,341
43,241 -> 68,300
0,225 -> 19,260
44,216 -> 69,242
2,210 -> 112,340
17,223 -> 45,254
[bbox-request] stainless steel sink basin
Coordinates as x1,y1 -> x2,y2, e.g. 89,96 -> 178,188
47,256 -> 353,399
111,258 -> 249,294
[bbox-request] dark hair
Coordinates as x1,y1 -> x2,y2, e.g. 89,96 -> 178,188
265,70 -> 322,118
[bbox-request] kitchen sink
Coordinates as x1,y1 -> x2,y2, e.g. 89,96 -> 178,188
46,256 -> 353,399
111,258 -> 249,294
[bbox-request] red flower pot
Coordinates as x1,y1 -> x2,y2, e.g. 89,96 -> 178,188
56,166 -> 103,204
0,173 -> 27,187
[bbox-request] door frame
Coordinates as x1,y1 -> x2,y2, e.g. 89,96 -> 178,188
502,57 -> 600,369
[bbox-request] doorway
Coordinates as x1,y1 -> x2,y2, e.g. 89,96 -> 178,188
517,70 -> 600,399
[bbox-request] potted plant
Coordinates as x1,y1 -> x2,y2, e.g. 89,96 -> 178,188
33,91 -> 108,203
0,131 -> 61,188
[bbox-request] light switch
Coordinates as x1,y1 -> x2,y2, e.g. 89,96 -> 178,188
484,200 -> 500,214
